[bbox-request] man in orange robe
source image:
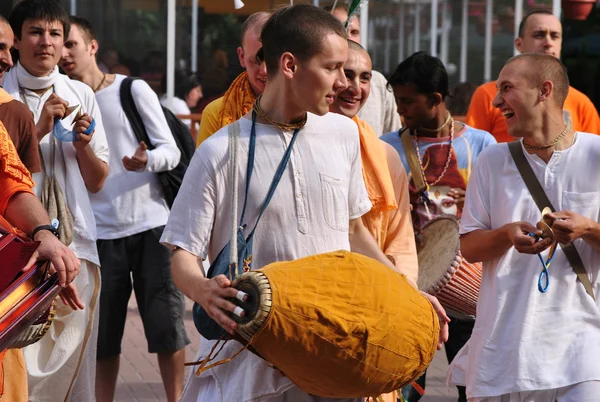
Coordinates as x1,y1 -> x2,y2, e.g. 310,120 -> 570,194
196,12 -> 271,147
329,40 -> 419,284
466,10 -> 600,143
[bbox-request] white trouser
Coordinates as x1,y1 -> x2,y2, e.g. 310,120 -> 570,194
24,260 -> 101,402
470,381 -> 600,402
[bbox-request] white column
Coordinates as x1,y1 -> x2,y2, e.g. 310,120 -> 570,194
70,0 -> 76,14
360,2 -> 369,50
514,0 -> 523,56
430,0 -> 439,56
552,0 -> 561,18
166,0 -> 176,108
460,0 -> 468,82
384,13 -> 392,73
369,20 -> 377,63
414,2 -> 421,52
484,0 -> 493,82
313,0 -> 319,6
398,1 -> 406,63
191,0 -> 199,73
440,0 -> 450,67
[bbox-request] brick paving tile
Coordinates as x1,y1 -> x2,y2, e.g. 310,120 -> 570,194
119,295 -> 457,402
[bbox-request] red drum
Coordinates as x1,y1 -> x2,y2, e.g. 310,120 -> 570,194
0,229 -> 60,352
416,216 -> 482,318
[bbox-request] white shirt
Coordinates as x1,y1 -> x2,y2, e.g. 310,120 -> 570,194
3,68 -> 109,265
161,112 -> 371,402
91,75 -> 180,239
357,70 -> 401,136
160,95 -> 191,125
448,133 -> 600,398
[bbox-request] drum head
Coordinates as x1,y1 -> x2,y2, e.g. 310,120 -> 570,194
416,216 -> 461,291
228,271 -> 272,343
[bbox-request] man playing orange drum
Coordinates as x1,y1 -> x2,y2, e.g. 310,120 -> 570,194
195,11 -> 270,147
328,39 -> 418,284
162,5 -> 447,402
0,119 -> 83,402
466,10 -> 600,143
449,53 -> 600,401
381,52 -> 496,402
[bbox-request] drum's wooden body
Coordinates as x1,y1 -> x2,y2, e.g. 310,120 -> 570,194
230,251 -> 439,399
0,230 -> 60,352
416,216 -> 482,317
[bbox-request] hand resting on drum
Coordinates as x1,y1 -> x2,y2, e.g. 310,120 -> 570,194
170,249 -> 244,335
28,229 -> 81,287
27,230 -> 85,310
420,292 -> 450,350
196,275 -> 247,335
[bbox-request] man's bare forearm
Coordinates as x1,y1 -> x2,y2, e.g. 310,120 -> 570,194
582,219 -> 600,251
349,218 -> 397,271
171,248 -> 207,302
76,147 -> 108,193
4,192 -> 51,236
460,226 -> 512,263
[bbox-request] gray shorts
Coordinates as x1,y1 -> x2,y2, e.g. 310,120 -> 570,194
96,226 -> 190,358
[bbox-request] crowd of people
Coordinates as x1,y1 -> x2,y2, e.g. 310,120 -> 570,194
0,1 -> 599,402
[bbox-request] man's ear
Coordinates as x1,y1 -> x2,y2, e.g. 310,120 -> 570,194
237,46 -> 246,68
90,40 -> 99,56
431,92 -> 443,106
540,80 -> 553,102
281,52 -> 296,79
515,37 -> 523,53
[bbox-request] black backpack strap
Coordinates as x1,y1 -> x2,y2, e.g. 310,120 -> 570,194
119,77 -> 155,150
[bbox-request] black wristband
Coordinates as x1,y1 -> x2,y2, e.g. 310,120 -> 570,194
31,225 -> 60,240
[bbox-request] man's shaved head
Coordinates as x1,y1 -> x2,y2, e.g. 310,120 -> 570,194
347,39 -> 366,53
240,11 -> 271,45
237,11 -> 271,95
506,53 -> 569,108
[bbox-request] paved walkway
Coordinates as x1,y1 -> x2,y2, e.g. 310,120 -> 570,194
117,296 -> 458,402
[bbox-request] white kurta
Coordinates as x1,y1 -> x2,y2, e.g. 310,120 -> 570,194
161,112 -> 372,402
3,65 -> 106,402
448,134 -> 600,399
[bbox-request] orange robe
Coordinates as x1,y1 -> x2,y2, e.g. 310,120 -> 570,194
196,71 -> 256,147
0,120 -> 33,402
353,116 -> 418,284
466,81 -> 600,143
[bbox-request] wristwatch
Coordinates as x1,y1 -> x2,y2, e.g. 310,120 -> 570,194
31,225 -> 60,239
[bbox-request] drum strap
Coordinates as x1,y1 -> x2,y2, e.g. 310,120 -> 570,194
508,141 -> 595,301
400,128 -> 427,194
